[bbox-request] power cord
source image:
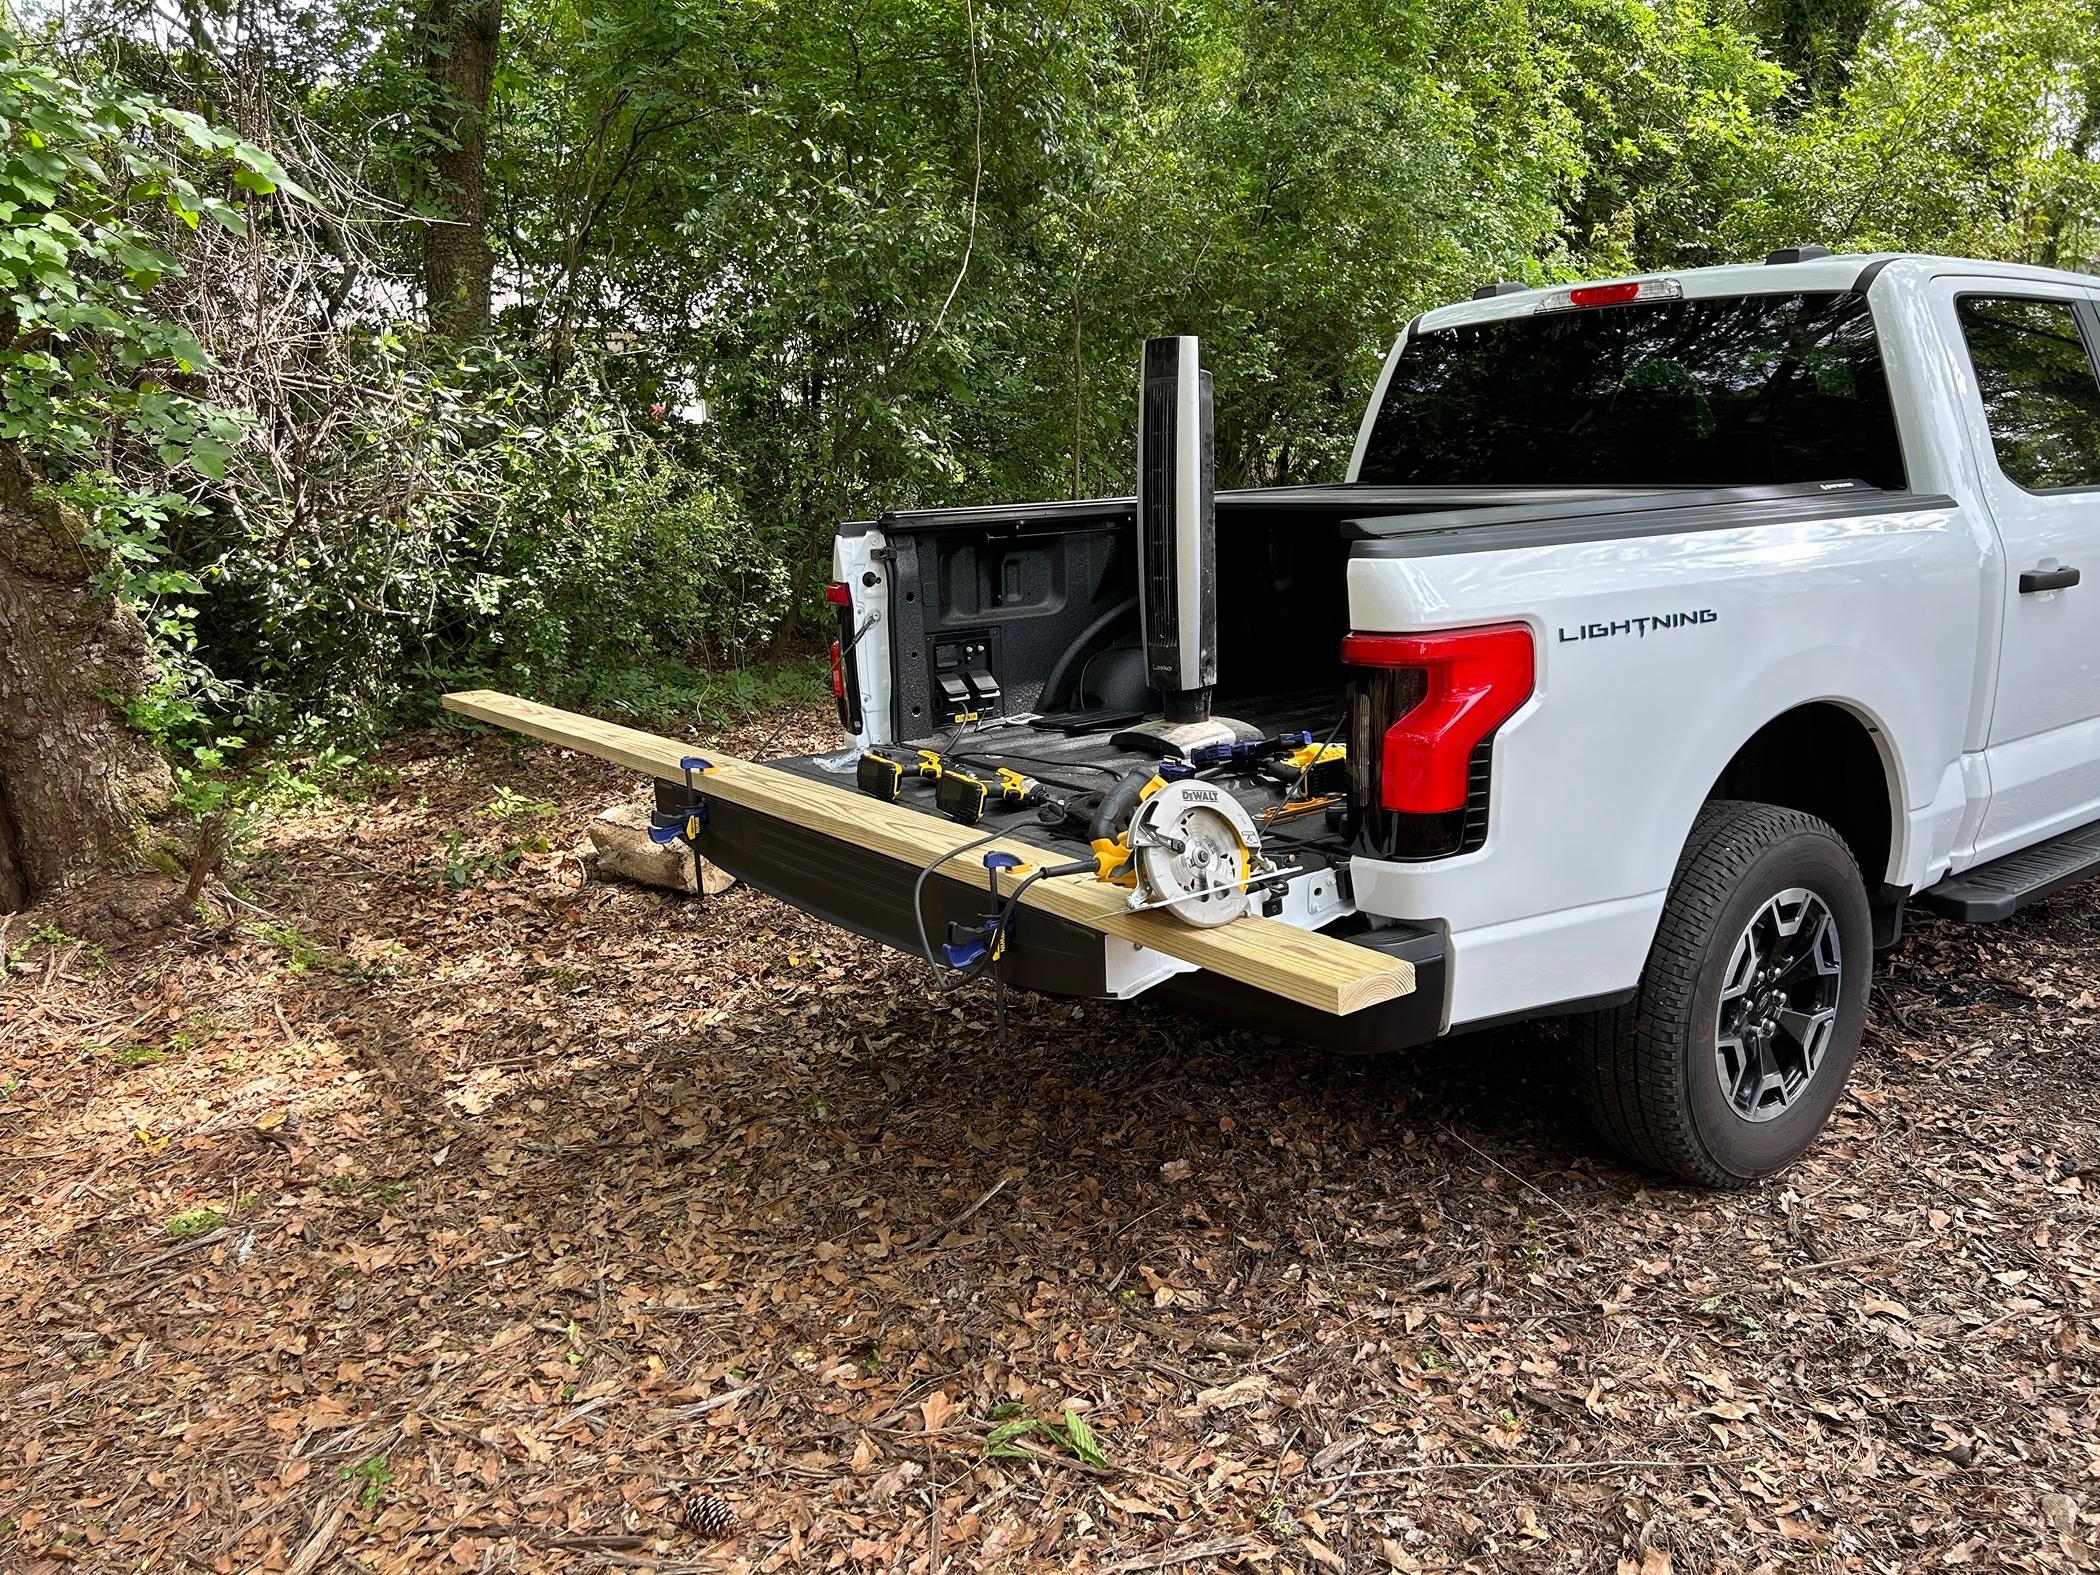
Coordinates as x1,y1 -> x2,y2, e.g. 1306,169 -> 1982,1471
910,828 -> 1007,992
974,854 -> 1097,1043
909,829 -> 1096,1053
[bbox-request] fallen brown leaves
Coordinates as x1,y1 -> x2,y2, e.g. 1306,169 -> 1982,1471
1,707 -> 2096,1572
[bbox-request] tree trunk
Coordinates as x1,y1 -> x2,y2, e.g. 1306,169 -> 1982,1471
0,445 -> 170,914
421,0 -> 502,339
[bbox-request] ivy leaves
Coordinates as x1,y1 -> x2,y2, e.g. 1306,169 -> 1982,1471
0,59 -> 302,485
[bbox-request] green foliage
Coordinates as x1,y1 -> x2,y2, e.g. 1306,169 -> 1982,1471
0,54 -> 295,727
340,1456 -> 394,1510
582,652 -> 829,732
437,824 -> 533,889
244,919 -> 337,975
434,784 -> 561,888
0,58 -> 292,476
16,0 -> 2100,798
479,786 -> 559,826
164,1207 -> 226,1238
983,1407 -> 1111,1467
4,920 -> 68,973
1,921 -> 102,976
1723,0 -> 2100,263
170,339 -> 800,730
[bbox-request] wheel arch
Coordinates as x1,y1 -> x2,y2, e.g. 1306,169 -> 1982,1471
1705,700 -> 1906,892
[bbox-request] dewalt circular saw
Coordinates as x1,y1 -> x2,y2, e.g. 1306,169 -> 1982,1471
1127,780 -> 1276,926
1090,770 -> 1284,926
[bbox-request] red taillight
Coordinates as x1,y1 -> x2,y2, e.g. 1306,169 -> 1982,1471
1342,624 -> 1534,816
829,638 -> 846,700
824,581 -> 851,607
1537,278 -> 1682,313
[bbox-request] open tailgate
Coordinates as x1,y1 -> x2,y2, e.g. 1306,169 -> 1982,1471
443,691 -> 1415,1017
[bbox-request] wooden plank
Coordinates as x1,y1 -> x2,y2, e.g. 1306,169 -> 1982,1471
442,690 -> 1413,1016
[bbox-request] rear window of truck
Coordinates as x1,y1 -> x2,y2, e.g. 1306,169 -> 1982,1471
1357,290 -> 1907,491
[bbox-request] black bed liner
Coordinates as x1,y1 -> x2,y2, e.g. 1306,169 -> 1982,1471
671,736 -> 1450,1053
760,685 -> 1355,879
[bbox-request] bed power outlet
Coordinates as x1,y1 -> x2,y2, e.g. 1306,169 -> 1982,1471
931,629 -> 1001,720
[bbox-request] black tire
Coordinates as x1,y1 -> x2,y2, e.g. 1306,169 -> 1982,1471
1575,799 -> 1872,1187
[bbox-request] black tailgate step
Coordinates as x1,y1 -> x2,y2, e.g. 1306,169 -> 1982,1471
1917,821 -> 2100,921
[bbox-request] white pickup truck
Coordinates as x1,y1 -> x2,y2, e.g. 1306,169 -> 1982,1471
694,248 -> 2100,1186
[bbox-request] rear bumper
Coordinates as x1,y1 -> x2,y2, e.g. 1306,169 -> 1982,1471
672,783 -> 1449,1053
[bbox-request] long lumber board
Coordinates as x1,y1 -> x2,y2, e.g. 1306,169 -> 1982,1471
442,690 -> 1413,1016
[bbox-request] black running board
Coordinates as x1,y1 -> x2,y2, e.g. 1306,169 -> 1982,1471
1916,821 -> 2100,922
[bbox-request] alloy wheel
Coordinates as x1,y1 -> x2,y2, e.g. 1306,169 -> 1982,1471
1713,887 -> 1843,1123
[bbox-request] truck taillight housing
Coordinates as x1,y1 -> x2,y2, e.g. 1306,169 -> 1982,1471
828,582 -> 863,732
1535,277 -> 1683,312
1343,624 -> 1534,859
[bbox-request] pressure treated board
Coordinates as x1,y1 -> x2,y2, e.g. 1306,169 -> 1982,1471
442,690 -> 1414,1016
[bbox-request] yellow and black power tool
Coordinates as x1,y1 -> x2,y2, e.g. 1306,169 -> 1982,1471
934,763 -> 1038,825
1086,765 -> 1284,925
855,745 -> 945,802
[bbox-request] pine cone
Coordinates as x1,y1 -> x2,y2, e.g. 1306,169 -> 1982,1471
681,1492 -> 737,1541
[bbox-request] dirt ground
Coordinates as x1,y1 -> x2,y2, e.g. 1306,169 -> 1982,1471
3,706 -> 2097,1574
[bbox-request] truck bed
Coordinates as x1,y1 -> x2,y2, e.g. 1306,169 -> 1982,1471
444,691 -> 1432,1027
720,688 -> 1463,1049
766,684 -> 1352,873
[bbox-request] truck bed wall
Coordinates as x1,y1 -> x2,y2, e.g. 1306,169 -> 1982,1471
869,484 -> 1660,740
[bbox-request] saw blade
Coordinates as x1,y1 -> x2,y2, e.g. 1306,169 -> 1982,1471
1132,803 -> 1251,926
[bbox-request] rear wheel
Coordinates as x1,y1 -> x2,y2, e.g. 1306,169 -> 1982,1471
1576,800 -> 1871,1187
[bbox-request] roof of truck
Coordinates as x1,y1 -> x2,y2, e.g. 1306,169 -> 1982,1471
1413,252 -> 2100,334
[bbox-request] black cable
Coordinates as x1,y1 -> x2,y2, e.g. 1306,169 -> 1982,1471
929,702 -> 992,757
910,828 -> 1006,991
944,749 -> 1122,792
991,858 -> 1096,928
977,856 -> 1096,1048
948,748 -> 1125,779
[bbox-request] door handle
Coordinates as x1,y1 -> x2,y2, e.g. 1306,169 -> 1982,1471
2020,565 -> 2082,594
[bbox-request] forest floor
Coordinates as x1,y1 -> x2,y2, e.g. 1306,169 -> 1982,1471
2,705 -> 2097,1575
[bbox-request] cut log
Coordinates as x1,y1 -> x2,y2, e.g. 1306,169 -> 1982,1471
442,690 -> 1413,1017
587,799 -> 735,896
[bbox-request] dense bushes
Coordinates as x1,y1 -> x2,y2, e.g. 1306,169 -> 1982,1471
184,348 -> 798,733
1,50 -> 812,771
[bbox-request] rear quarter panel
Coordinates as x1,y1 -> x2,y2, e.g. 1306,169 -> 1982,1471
1347,501 -> 1988,1025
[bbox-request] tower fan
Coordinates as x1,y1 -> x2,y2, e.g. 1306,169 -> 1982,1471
1113,336 -> 1255,756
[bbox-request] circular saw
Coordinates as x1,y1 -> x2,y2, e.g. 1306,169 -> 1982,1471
1123,781 -> 1280,927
